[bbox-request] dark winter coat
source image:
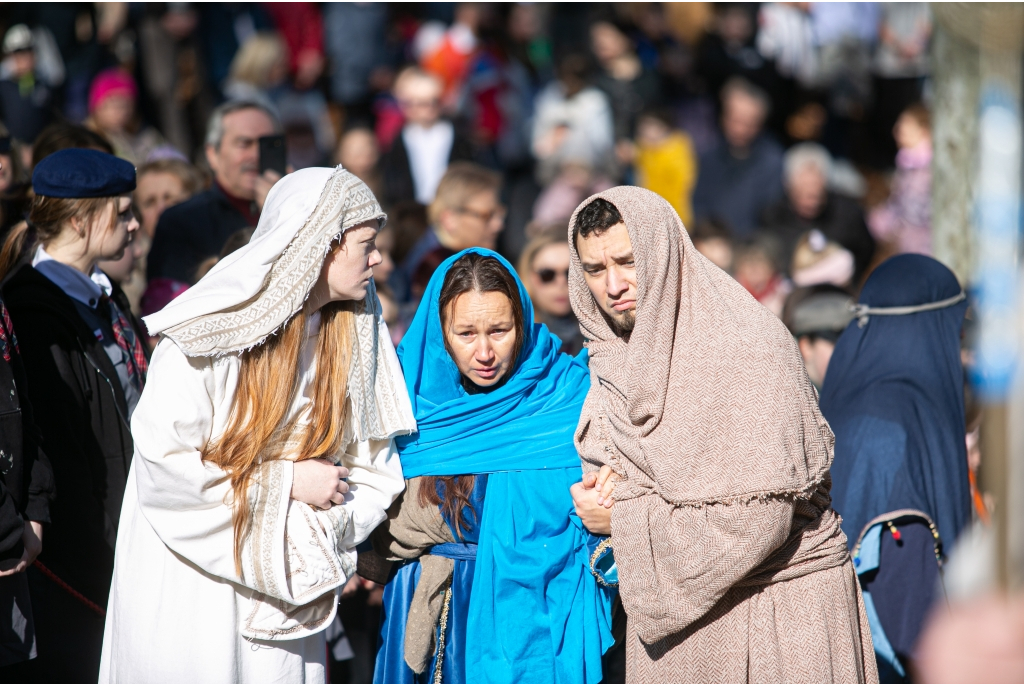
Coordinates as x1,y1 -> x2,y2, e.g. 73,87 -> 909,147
147,185 -> 253,284
2,264 -> 142,608
0,299 -> 52,563
381,121 -> 476,208
761,192 -> 877,281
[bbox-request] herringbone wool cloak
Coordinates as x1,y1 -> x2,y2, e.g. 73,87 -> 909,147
568,186 -> 878,683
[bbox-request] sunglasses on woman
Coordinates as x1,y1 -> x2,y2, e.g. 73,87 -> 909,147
536,268 -> 569,284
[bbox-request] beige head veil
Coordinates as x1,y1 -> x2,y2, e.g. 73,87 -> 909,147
145,166 -> 415,441
568,186 -> 833,506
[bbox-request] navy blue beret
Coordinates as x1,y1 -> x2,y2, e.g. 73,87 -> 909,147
32,148 -> 136,198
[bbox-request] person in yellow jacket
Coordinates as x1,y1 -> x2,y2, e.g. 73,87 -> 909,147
633,110 -> 698,227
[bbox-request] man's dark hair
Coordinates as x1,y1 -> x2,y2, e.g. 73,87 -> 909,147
572,198 -> 622,246
555,52 -> 592,85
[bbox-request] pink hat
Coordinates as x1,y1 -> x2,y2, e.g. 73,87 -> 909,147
88,68 -> 138,112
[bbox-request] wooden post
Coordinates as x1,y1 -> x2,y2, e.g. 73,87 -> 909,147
930,24 -> 979,285
933,2 -> 1024,592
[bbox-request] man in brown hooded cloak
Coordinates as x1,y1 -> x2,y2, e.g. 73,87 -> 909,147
567,187 -> 878,683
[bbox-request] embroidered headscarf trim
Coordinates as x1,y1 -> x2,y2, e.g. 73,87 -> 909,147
144,166 -> 415,442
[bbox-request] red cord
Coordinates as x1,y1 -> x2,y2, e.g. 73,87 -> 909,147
32,560 -> 106,618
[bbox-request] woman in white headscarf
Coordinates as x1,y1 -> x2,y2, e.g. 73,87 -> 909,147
99,167 -> 416,683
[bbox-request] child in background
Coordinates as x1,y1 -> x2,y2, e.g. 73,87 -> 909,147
733,235 -> 791,317
690,219 -> 734,274
531,159 -> 614,226
633,109 -> 698,226
790,229 -> 855,289
0,130 -> 30,234
0,25 -> 55,151
85,69 -> 166,165
370,222 -> 402,345
336,127 -> 384,201
868,103 -> 932,256
140,227 -> 254,345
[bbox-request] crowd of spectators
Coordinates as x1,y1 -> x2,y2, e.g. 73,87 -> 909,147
0,3 -> 945,681
0,3 -> 936,339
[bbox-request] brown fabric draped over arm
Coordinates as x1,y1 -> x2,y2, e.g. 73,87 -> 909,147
609,473 -> 850,647
566,185 -> 855,656
612,494 -> 795,644
356,477 -> 456,674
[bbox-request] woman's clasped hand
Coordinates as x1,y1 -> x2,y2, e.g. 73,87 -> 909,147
570,464 -> 618,535
290,459 -> 351,510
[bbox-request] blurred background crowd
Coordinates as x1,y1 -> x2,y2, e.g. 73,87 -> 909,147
0,3 -> 1019,683
0,3 -> 936,343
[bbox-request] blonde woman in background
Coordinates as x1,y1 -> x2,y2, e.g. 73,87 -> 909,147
517,228 -> 584,355
222,32 -> 289,114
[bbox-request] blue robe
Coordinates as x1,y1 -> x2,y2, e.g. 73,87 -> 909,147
375,248 -> 616,684
374,475 -> 615,684
375,476 -> 487,684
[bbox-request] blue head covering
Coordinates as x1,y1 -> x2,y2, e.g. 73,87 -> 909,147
33,148 -> 136,198
820,254 -> 971,550
396,248 -> 613,683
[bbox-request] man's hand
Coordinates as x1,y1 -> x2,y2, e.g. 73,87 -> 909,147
254,170 -> 282,212
0,520 -> 43,576
571,482 -> 612,535
582,464 -> 618,508
291,458 -> 350,510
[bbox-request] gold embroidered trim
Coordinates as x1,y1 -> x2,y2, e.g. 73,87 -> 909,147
432,579 -> 454,684
589,538 -> 617,587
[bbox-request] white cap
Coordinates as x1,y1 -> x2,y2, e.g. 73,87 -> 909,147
3,25 -> 33,55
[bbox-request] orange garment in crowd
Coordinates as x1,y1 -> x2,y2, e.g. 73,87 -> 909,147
422,34 -> 475,108
634,131 -> 698,227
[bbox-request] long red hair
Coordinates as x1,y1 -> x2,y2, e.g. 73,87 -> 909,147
203,299 -> 356,573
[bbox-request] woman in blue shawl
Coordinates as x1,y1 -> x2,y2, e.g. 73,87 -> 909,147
819,254 -> 971,682
361,248 -> 615,684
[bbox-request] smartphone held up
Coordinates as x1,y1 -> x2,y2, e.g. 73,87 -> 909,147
259,135 -> 287,176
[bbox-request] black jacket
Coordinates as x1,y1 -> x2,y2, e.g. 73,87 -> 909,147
381,121 -> 476,208
147,185 -> 253,284
0,299 -> 53,563
2,265 -> 141,606
760,192 -> 877,281
0,78 -> 55,144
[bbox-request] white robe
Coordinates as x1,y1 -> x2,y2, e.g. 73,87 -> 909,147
99,318 -> 405,683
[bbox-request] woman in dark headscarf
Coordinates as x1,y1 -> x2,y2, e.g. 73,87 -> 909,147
820,254 -> 972,682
